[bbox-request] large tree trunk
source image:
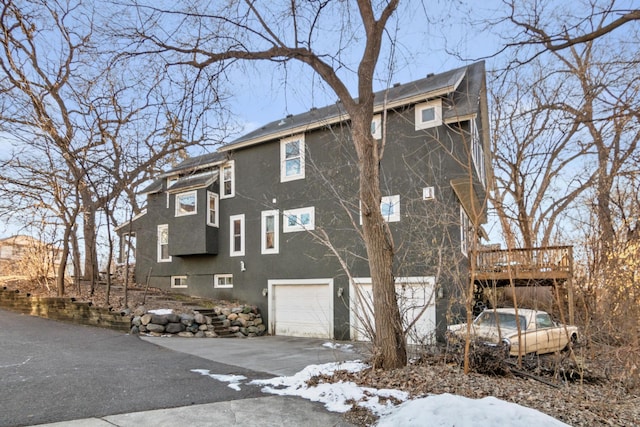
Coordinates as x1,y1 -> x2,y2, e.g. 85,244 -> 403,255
55,224 -> 73,296
354,118 -> 406,370
82,207 -> 99,287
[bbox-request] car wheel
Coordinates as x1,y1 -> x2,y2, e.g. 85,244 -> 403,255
562,333 -> 578,352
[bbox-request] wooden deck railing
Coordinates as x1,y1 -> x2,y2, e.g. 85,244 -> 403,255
472,246 -> 573,282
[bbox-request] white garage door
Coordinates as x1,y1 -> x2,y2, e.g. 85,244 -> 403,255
269,279 -> 334,339
351,277 -> 436,345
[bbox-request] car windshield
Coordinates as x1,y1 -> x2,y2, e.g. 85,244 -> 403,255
474,311 -> 527,330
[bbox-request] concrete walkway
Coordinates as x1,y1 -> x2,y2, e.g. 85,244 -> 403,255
33,396 -> 355,427
141,335 -> 370,376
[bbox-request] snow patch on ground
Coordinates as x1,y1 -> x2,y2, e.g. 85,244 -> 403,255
192,343 -> 569,426
148,309 -> 174,315
377,393 -> 570,426
322,342 -> 355,352
191,369 -> 247,391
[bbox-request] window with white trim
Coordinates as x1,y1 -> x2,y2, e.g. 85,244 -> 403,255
207,191 -> 219,227
171,276 -> 187,288
283,207 -> 315,232
381,195 -> 401,222
157,224 -> 171,262
221,161 -> 235,198
261,210 -> 279,254
229,214 -> 245,256
214,274 -> 233,288
371,114 -> 382,139
460,206 -> 470,256
175,191 -> 197,216
280,134 -> 305,182
470,119 -> 486,187
415,100 -> 442,130
166,176 -> 178,208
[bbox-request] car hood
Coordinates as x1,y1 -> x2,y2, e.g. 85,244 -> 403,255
449,323 -> 520,343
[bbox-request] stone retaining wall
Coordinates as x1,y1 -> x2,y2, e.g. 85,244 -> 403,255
0,286 -> 266,338
130,305 -> 266,338
0,286 -> 131,331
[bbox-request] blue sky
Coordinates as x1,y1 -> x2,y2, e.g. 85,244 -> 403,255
222,1 -> 503,140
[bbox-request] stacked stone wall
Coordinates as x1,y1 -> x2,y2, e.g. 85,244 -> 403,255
0,286 -> 130,331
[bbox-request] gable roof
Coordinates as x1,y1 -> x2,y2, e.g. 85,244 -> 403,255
138,61 -> 487,195
222,61 -> 485,151
139,151 -> 227,195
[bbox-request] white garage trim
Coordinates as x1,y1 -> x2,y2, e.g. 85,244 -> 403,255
268,278 -> 334,339
350,276 -> 437,345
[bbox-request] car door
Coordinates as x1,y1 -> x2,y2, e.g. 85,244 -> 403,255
534,313 -> 555,353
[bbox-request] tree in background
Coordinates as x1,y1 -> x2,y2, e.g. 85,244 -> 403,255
0,0 -> 225,292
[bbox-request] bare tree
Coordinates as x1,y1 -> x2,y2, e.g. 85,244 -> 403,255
0,1 -> 224,293
123,0 -> 408,368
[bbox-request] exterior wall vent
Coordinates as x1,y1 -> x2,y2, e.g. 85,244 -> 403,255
423,186 -> 435,200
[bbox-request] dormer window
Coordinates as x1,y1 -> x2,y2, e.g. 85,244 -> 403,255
415,100 -> 442,130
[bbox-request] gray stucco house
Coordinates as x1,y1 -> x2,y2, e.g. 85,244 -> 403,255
117,61 -> 491,342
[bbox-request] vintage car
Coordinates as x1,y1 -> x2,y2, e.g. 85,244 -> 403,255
447,308 -> 578,356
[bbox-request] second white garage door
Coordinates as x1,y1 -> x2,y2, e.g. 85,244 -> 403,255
268,279 -> 334,339
350,276 -> 436,345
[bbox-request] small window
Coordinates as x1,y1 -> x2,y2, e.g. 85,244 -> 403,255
207,191 -> 219,227
470,119 -> 486,187
230,214 -> 245,256
283,207 -> 315,233
371,114 -> 382,139
166,176 -> 178,208
380,195 -> 400,222
423,186 -> 435,200
175,191 -> 197,216
157,224 -> 171,262
415,100 -> 442,130
261,210 -> 279,254
460,206 -> 470,256
280,134 -> 305,182
221,161 -> 235,198
171,276 -> 187,288
536,314 -> 554,329
214,274 -> 233,288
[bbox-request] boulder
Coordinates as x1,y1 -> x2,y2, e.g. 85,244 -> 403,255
165,322 -> 185,334
141,313 -> 153,325
180,314 -> 195,326
146,323 -> 165,333
165,313 -> 181,323
177,331 -> 194,338
131,316 -> 142,327
150,314 -> 169,325
133,306 -> 146,317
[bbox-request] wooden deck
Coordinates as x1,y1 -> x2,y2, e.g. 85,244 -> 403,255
472,246 -> 573,286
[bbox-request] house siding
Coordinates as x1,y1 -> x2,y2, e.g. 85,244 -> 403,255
120,61 -> 489,341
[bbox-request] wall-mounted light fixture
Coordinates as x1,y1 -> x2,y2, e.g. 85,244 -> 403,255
337,287 -> 344,297
262,288 -> 268,297
240,261 -> 246,272
437,287 -> 443,299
